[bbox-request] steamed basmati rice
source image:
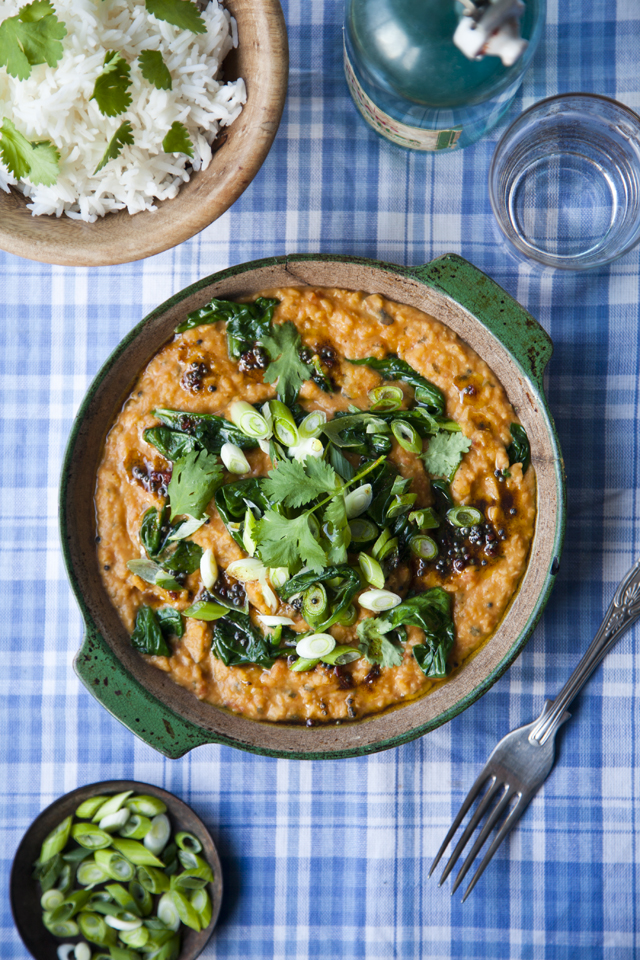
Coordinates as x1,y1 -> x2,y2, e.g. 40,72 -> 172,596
0,0 -> 246,221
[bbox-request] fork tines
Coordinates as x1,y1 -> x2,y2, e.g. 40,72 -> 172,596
429,773 -> 528,901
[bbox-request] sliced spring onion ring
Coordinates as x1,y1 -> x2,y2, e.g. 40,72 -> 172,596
358,553 -> 385,589
269,566 -> 289,589
157,892 -> 181,932
447,505 -> 483,527
289,436 -> 324,461
391,419 -> 422,453
125,795 -> 167,818
344,484 -> 373,519
92,791 -> 133,823
269,400 -> 300,446
74,943 -> 91,960
348,518 -> 378,542
332,603 -> 358,627
298,410 -> 327,438
410,535 -> 439,560
386,493 -> 417,519
257,614 -> 295,627
371,527 -> 392,559
40,816 -> 73,863
110,839 -> 164,868
302,584 -> 328,621
226,558 -> 267,582
320,644 -> 361,665
45,920 -> 79,938
71,824 -> 113,850
119,924 -> 150,948
144,814 -> 171,856
190,886 -> 213,927
99,808 -> 130,833
290,657 -> 319,672
77,859 -> 111,887
104,911 -> 143,931
259,575 -> 279,612
94,849 -> 136,882
76,911 -> 108,943
56,946 -> 74,960
220,441 -> 250,474
408,508 -> 439,530
170,889 -> 201,932
243,509 -> 258,556
175,832 -> 203,854
368,384 -> 404,411
296,633 -> 336,659
76,796 -> 109,819
358,589 -> 402,612
41,889 -> 65,910
135,865 -> 170,894
199,548 -> 218,590
228,400 -> 271,439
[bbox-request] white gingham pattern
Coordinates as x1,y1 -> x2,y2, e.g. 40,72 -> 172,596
1,1 -> 640,956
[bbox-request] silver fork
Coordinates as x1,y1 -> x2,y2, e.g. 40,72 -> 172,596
430,557 -> 640,901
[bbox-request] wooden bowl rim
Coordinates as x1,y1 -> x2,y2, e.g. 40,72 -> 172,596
0,0 -> 288,267
10,779 -> 223,960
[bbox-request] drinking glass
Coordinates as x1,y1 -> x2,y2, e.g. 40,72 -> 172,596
489,93 -> 640,269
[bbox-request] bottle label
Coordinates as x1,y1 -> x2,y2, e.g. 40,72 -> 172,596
344,47 -> 462,151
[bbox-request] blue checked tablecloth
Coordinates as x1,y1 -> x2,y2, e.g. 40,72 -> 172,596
2,0 -> 640,956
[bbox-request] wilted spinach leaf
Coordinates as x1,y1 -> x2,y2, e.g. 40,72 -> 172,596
387,588 -> 455,678
507,423 -> 531,473
175,296 -> 279,352
161,540 -> 203,575
278,564 -> 360,630
347,355 -> 445,415
214,478 -> 269,549
145,409 -> 258,459
156,605 -> 184,639
131,605 -> 171,656
211,610 -> 283,668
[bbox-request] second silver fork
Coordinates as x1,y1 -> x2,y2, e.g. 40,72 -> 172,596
430,556 -> 640,900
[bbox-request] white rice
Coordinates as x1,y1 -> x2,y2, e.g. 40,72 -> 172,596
0,0 -> 246,220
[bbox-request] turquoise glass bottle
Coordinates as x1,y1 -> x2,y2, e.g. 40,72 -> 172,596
344,0 -> 546,151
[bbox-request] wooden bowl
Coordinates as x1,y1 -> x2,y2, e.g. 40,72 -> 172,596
60,254 -> 566,759
11,780 -> 223,960
0,0 -> 288,267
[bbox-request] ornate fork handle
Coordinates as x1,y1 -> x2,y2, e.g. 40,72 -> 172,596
530,558 -> 640,745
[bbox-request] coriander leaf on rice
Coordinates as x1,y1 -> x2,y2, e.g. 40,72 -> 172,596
0,119 -> 59,185
145,0 -> 207,34
162,121 -> 194,158
94,121 -> 134,175
138,49 -> 172,90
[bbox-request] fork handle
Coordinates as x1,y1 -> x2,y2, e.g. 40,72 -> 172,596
530,557 -> 640,745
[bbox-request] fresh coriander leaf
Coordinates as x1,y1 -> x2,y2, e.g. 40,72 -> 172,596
0,0 -> 67,81
168,449 -> 224,521
0,118 -> 59,185
162,120 -> 193,157
357,617 -> 404,668
421,431 -> 471,479
261,322 -> 311,406
256,510 -> 327,572
127,559 -> 182,592
322,495 -> 350,564
262,456 -> 338,509
138,49 -> 172,90
93,119 -> 133,174
91,50 -> 132,117
131,605 -> 171,656
145,0 -> 207,34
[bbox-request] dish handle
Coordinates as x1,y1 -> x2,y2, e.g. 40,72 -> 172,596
408,254 -> 552,391
74,625 -> 216,759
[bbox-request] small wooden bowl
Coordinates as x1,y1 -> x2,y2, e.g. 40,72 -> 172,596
11,780 -> 223,960
0,0 -> 288,267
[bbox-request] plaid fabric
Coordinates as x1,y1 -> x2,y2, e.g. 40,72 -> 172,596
1,0 -> 640,956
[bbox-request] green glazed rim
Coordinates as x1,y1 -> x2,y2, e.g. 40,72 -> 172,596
60,253 -> 566,760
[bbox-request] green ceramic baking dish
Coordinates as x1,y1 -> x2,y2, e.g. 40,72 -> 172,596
60,253 -> 565,759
